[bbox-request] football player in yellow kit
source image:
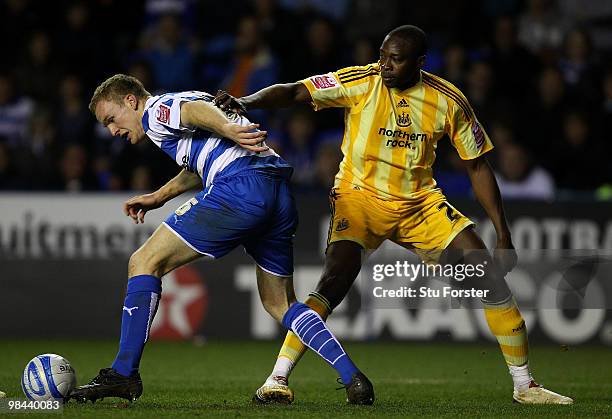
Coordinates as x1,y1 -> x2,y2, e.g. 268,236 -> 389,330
216,25 -> 572,406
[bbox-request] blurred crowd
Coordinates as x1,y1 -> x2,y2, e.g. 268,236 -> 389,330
0,0 -> 611,200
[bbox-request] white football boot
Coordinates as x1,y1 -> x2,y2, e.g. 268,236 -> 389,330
252,375 -> 294,404
513,381 -> 573,405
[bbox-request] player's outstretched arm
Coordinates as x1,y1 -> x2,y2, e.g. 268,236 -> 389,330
124,169 -> 202,224
464,155 -> 517,274
215,83 -> 311,112
181,101 -> 269,152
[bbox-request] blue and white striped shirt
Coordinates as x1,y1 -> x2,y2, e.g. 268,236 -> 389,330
142,91 -> 291,187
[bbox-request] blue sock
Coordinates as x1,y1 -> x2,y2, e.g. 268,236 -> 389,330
111,275 -> 161,377
282,302 -> 359,384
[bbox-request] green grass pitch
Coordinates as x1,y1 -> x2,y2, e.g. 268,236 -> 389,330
2,340 -> 611,418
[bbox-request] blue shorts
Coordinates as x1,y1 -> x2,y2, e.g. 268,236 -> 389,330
163,170 -> 298,276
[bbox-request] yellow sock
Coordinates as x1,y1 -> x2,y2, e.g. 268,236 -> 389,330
483,298 -> 529,366
273,292 -> 332,377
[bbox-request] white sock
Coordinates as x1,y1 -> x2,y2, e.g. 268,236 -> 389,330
509,364 -> 533,390
267,357 -> 293,383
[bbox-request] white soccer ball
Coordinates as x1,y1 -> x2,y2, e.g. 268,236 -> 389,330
21,354 -> 76,401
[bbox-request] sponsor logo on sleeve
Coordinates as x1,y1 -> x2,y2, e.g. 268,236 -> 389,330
309,74 -> 338,90
156,104 -> 171,124
472,121 -> 485,148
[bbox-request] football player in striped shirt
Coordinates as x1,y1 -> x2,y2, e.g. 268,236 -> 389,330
216,25 -> 572,405
67,74 -> 373,404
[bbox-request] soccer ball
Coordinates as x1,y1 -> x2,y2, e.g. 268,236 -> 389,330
21,354 -> 76,401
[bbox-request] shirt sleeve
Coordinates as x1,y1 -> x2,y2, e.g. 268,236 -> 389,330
299,64 -> 378,111
447,94 -> 494,160
146,94 -> 195,136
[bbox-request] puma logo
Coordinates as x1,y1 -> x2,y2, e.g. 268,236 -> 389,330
123,306 -> 139,316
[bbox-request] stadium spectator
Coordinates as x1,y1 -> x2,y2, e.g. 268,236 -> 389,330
130,165 -> 154,192
488,15 -> 539,101
351,38 -> 377,67
0,74 -> 34,147
441,44 -> 468,89
517,0 -> 569,60
344,0 -> 400,43
526,66 -> 568,156
57,2 -> 99,81
550,111 -> 605,191
464,61 -> 496,126
287,17 -> 346,130
288,17 -> 343,80
558,0 -> 612,50
222,16 -> 279,98
278,109 -> 317,187
141,13 -> 196,91
559,27 -> 601,105
53,143 -> 97,192
92,0 -> 143,73
27,107 -> 55,156
92,154 -> 122,191
495,141 -> 555,200
0,0 -> 43,61
217,15 -> 279,127
15,31 -> 61,105
127,60 -> 157,95
252,0 -> 303,77
56,75 -> 92,146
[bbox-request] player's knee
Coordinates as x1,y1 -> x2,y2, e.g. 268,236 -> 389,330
128,247 -> 167,277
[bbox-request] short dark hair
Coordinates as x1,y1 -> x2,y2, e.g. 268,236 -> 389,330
89,74 -> 150,114
387,25 -> 427,56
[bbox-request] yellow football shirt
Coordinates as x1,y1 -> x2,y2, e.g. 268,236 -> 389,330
300,63 -> 493,200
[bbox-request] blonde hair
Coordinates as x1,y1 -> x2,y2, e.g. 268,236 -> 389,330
89,74 -> 150,114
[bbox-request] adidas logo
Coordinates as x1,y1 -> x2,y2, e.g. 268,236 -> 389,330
397,98 -> 409,108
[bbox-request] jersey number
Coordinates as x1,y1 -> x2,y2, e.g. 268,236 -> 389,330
437,202 -> 460,223
175,197 -> 198,216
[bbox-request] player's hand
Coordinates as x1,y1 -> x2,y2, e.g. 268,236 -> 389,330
494,237 -> 517,275
214,90 -> 247,114
222,122 -> 269,152
123,193 -> 164,224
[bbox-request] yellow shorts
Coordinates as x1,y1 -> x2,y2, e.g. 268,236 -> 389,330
327,186 -> 474,259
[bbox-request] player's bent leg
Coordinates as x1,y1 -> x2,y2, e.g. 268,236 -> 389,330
254,293 -> 332,405
256,266 -> 297,323
253,267 -> 296,404
254,241 -> 370,404
447,228 -> 573,405
267,241 -> 362,379
254,265 -> 374,405
68,224 -> 202,403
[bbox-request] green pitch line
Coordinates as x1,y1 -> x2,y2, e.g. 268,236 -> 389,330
1,340 -> 611,418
